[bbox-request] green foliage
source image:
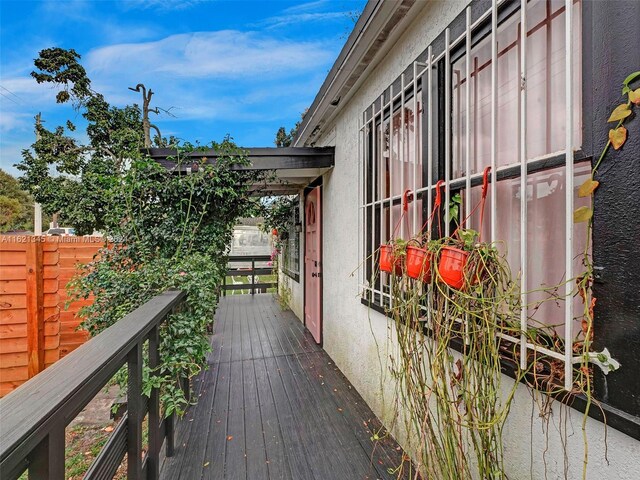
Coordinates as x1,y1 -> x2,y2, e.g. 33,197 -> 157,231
448,192 -> 461,225
274,109 -> 306,147
275,127 -> 293,147
31,47 -> 92,105
66,143 -> 262,415
261,195 -> 296,245
16,48 -> 147,235
454,228 -> 478,252
17,107 -> 143,235
19,47 -> 264,416
0,169 -> 35,232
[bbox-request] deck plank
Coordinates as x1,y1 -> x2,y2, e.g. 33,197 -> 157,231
159,300 -> 226,478
160,294 -> 409,480
253,357 -> 292,480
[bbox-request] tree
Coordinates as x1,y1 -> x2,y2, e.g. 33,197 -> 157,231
128,83 -> 171,148
31,47 -> 92,106
273,110 -> 306,147
18,47 -> 265,415
17,48 -> 144,235
0,169 -> 35,232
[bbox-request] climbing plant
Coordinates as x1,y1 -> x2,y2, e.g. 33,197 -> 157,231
569,70 -> 639,476
261,195 -> 297,246
68,143 -> 263,415
17,47 -> 265,415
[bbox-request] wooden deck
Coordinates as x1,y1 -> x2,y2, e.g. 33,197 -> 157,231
160,294 -> 409,480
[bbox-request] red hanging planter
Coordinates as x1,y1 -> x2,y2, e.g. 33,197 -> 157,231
379,244 -> 403,276
438,167 -> 491,290
438,246 -> 469,290
406,246 -> 432,282
378,190 -> 413,277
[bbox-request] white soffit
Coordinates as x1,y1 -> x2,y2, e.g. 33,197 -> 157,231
295,0 -> 422,147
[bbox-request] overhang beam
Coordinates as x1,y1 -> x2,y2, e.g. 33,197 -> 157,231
146,147 -> 334,196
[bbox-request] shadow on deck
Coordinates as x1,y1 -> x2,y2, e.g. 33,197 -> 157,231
160,294 -> 409,480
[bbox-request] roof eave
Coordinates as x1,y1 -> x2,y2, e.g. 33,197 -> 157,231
293,0 -> 417,147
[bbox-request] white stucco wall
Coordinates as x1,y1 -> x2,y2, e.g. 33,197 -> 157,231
289,0 -> 640,477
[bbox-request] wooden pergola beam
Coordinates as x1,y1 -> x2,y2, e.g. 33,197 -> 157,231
146,147 -> 334,195
146,147 -> 334,172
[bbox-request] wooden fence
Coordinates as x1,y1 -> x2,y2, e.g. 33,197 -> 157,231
0,236 -> 104,397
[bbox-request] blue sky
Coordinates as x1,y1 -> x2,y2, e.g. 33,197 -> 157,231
0,0 -> 365,176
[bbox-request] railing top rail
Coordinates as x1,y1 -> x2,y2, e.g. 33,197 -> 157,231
0,289 -> 185,465
227,255 -> 272,262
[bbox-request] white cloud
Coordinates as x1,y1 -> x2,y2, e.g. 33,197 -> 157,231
120,0 -> 211,12
0,77 -> 64,135
282,1 -> 330,14
256,11 -> 352,29
0,111 -> 32,134
86,31 -> 335,79
1,76 -> 57,98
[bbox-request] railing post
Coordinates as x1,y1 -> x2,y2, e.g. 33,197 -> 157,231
147,326 -> 161,480
28,423 -> 64,479
127,342 -> 143,479
223,274 -> 227,297
251,257 -> 255,295
165,414 -> 175,458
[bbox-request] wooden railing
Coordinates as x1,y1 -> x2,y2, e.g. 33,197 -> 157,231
0,290 -> 186,480
222,255 -> 277,295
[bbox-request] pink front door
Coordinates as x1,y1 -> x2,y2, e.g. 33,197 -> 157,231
304,187 -> 322,344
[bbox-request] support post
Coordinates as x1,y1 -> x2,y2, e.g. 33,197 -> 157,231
34,203 -> 42,235
251,257 -> 255,295
165,414 -> 175,458
127,342 -> 143,479
26,241 -> 44,378
28,424 -> 65,479
147,327 -> 161,480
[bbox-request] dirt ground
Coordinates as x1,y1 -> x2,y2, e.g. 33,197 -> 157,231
57,386 -> 129,480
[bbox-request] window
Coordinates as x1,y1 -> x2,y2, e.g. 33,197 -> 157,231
361,0 -> 586,391
282,196 -> 300,280
363,89 -> 423,302
450,0 -> 587,342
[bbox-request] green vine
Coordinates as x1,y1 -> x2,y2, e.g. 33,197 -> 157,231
572,70 -> 639,476
17,48 -> 266,416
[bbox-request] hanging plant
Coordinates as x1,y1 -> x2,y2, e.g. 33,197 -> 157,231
369,71 -> 639,478
262,195 -> 297,248
436,167 -> 491,290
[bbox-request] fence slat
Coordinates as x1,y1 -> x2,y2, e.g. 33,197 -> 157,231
25,242 -> 44,378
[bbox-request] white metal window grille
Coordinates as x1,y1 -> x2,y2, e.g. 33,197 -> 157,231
361,77 -> 423,306
359,0 -> 587,390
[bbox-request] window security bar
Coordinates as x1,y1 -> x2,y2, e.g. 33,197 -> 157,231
359,0 -> 584,392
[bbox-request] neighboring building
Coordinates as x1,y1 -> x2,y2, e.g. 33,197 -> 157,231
229,218 -> 272,258
279,0 -> 640,477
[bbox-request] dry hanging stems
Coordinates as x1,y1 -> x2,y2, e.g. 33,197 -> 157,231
366,72 -> 639,480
